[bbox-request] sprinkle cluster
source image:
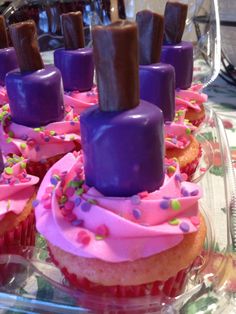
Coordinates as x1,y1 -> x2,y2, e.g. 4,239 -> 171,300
0,155 -> 30,185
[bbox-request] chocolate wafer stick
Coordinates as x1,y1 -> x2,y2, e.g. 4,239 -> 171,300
61,11 -> 85,50
0,16 -> 9,49
9,20 -> 44,72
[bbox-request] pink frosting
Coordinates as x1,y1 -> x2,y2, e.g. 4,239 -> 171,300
35,153 -> 202,263
0,86 -> 8,106
0,104 -> 81,162
176,84 -> 208,112
64,86 -> 98,115
0,155 -> 39,221
165,109 -> 196,150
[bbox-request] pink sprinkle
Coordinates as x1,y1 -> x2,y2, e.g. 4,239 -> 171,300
44,200 -> 51,209
55,188 -> 63,197
96,224 -> 109,237
64,212 -> 77,222
138,191 -> 149,198
200,167 -> 206,172
190,216 -> 200,226
42,193 -> 50,201
46,186 -> 54,193
20,178 -> 30,183
65,187 -> 75,197
77,230 -> 91,245
64,201 -> 75,211
181,173 -> 188,181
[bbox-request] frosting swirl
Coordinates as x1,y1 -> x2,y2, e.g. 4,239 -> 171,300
0,104 -> 81,162
0,155 -> 39,220
64,86 -> 98,115
175,84 -> 208,112
165,109 -> 196,150
0,86 -> 8,105
35,152 -> 202,263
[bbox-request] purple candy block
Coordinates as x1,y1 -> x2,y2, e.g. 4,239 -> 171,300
6,65 -> 64,127
139,63 -> 175,122
0,47 -> 18,86
161,41 -> 193,90
54,47 -> 94,92
0,149 -> 4,174
80,100 -> 164,197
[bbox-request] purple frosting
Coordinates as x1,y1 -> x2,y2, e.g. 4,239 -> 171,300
0,47 -> 18,86
6,65 -> 64,127
160,41 -> 193,90
80,100 -> 164,197
54,47 -> 94,92
139,63 -> 175,122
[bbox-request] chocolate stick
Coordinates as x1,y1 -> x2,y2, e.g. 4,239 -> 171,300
92,20 -> 139,111
9,20 -> 44,72
164,2 -> 188,44
61,11 -> 85,50
0,16 -> 9,49
136,10 -> 164,65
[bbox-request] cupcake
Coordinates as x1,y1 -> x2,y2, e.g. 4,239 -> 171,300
35,21 -> 206,299
0,20 -> 80,180
160,2 -> 206,127
136,10 -> 201,178
0,16 -> 18,106
54,11 -> 98,114
0,150 -> 39,253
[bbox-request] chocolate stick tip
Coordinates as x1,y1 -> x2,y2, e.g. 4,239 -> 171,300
9,20 -> 44,72
92,20 -> 139,111
0,16 -> 9,49
61,11 -> 85,50
164,2 -> 188,44
136,10 -> 164,65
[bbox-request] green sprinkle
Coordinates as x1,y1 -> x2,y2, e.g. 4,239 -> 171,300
20,162 -> 26,169
95,235 -> 104,241
6,137 -> 12,143
53,174 -> 61,181
60,195 -> 68,204
177,110 -> 184,116
88,199 -> 97,205
2,105 -> 8,111
186,128 -> 191,135
7,199 -> 11,209
169,218 -> 180,225
34,127 -> 41,132
8,131 -> 14,137
20,143 -> 27,149
50,130 -> 56,136
76,188 -> 84,196
73,117 -> 79,122
168,166 -> 176,173
69,180 -> 84,188
70,135 -> 75,140
5,167 -> 13,175
171,199 -> 181,211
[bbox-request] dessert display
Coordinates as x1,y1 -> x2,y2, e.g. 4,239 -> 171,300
136,9 -> 201,179
0,16 -> 18,106
0,149 -> 39,253
0,20 -> 80,180
54,11 -> 98,114
160,2 -> 206,127
35,20 -> 206,298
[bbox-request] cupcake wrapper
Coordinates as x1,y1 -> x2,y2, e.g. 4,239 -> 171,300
181,146 -> 202,179
26,143 -> 81,181
0,212 -> 35,255
190,116 -> 205,128
50,251 -> 191,298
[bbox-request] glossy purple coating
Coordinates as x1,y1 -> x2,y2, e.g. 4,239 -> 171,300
0,47 -> 18,86
160,41 -> 193,90
6,65 -> 64,127
0,149 -> 3,174
80,100 -> 164,197
139,63 -> 175,122
54,47 -> 94,92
